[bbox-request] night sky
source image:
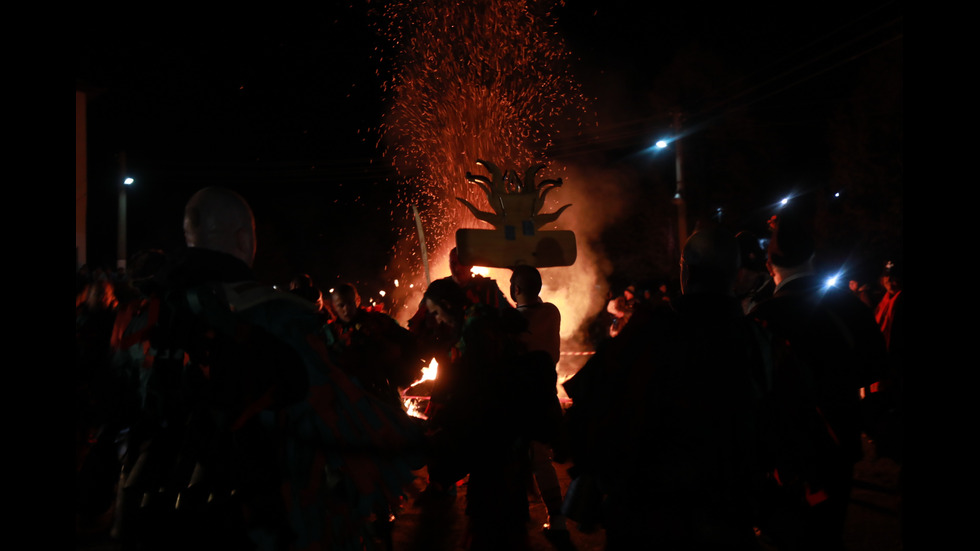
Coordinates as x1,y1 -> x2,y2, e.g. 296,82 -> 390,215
76,1 -> 903,293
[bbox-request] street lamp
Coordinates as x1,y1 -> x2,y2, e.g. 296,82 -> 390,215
652,133 -> 687,256
652,113 -> 689,253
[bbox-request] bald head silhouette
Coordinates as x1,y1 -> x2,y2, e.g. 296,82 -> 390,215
680,226 -> 741,295
509,264 -> 542,305
183,187 -> 257,267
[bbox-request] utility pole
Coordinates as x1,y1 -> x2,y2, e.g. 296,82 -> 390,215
117,151 -> 127,270
671,111 -> 688,252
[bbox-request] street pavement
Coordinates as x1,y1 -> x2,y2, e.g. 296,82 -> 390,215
390,438 -> 903,551
78,434 -> 902,551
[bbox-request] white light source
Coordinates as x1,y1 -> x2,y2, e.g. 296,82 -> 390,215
655,139 -> 668,149
124,177 -> 134,185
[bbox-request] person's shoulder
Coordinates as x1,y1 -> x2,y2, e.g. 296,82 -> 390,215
471,274 -> 506,293
618,302 -> 677,339
363,309 -> 405,329
224,282 -> 314,313
541,301 -> 561,319
221,283 -> 321,335
465,300 -> 494,319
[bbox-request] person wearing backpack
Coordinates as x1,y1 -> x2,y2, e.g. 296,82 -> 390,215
109,187 -> 424,551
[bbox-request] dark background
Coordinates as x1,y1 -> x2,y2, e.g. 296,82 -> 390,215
76,1 -> 902,296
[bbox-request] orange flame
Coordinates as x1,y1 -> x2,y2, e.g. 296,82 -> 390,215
374,1 -> 616,397
375,0 -> 591,327
403,358 -> 439,419
419,357 -> 439,384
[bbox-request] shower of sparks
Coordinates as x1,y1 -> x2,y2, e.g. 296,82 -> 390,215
370,0 -> 590,320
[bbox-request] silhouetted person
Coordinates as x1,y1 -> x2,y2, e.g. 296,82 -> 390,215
322,282 -> 422,550
509,265 -> 572,549
421,277 -> 534,550
325,282 -> 423,408
408,247 -> 512,368
749,210 -> 887,551
288,272 -> 326,315
109,186 -> 424,551
564,225 -> 770,550
735,230 -> 773,314
875,260 -> 903,358
869,260 -> 903,463
75,278 -> 123,536
605,285 -> 636,338
848,279 -> 874,308
586,289 -> 617,347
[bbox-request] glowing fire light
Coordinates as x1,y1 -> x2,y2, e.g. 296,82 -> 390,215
374,1 -> 611,395
403,358 -> 440,419
471,266 -> 490,277
421,358 -> 439,382
373,0 -> 589,325
404,400 -> 427,420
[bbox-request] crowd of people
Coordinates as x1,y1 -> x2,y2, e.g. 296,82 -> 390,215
75,187 -> 572,551
563,214 -> 902,551
76,186 -> 902,551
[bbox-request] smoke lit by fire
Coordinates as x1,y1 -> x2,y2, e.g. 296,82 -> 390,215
372,1 -> 628,388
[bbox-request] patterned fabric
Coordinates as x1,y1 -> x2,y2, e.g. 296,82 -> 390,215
874,289 -> 902,351
110,249 -> 425,550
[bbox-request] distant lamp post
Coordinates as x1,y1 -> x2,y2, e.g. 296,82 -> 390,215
651,115 -> 688,257
669,111 -> 688,252
117,151 -> 132,270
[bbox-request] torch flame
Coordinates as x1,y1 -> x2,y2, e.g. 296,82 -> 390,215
404,400 -> 427,420
403,358 -> 439,419
419,357 -> 439,383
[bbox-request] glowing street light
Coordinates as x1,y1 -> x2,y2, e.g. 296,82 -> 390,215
648,114 -> 688,255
